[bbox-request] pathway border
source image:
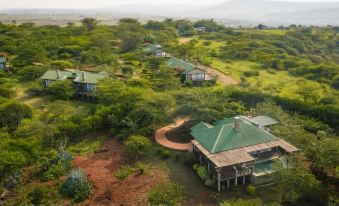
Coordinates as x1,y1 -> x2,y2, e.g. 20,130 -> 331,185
155,118 -> 193,152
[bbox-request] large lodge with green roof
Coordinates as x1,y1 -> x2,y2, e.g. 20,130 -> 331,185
41,70 -> 109,99
191,116 -> 299,191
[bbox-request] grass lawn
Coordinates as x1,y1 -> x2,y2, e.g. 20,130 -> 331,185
235,29 -> 288,36
211,58 -> 259,80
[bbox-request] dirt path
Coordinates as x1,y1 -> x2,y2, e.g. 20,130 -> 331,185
204,65 -> 238,86
155,118 -> 193,152
178,37 -> 193,45
74,139 -> 167,206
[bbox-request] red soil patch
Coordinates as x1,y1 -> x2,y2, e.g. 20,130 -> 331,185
73,138 -> 168,206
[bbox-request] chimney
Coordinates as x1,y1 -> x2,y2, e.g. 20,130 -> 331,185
234,117 -> 241,132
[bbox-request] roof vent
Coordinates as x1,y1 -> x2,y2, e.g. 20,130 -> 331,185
234,117 -> 241,132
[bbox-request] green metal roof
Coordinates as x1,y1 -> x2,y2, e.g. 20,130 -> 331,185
191,117 -> 279,154
143,44 -> 163,54
0,57 -> 6,63
166,57 -> 196,73
40,70 -> 109,84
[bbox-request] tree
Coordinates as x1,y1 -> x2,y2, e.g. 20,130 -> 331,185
123,135 -> 152,157
14,42 -> 48,67
0,100 -> 32,129
51,60 -> 73,70
332,75 -> 339,89
275,157 -> 323,205
0,151 -> 26,186
80,18 -> 98,31
46,80 -> 75,100
151,64 -> 181,91
17,65 -> 48,81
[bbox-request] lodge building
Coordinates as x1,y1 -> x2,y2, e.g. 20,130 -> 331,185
191,116 -> 299,191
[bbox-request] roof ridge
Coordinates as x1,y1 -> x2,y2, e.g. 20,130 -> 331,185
211,126 -> 225,153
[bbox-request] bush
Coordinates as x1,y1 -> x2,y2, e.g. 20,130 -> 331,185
17,65 -> 48,81
60,169 -> 92,202
29,186 -> 53,205
51,60 -> 73,70
243,70 -> 259,77
160,150 -> 172,159
193,164 -> 213,187
40,162 -> 66,181
114,163 -> 150,180
46,80 -> 75,100
246,185 -> 256,195
11,185 -> 61,206
123,135 -> 152,157
147,182 -> 184,206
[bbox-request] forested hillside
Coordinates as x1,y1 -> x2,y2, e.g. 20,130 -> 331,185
0,19 -> 338,205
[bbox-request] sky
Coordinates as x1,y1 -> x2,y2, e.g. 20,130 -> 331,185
1,0 -> 339,9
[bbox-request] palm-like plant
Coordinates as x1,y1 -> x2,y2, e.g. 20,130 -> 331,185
60,169 -> 91,202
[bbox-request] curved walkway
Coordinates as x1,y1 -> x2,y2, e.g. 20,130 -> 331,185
155,118 -> 193,152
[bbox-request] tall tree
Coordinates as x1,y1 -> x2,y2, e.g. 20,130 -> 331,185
80,18 -> 99,31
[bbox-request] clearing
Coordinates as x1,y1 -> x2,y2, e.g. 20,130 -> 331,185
74,138 -> 168,206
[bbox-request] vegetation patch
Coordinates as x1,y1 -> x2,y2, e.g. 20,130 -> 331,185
114,163 -> 151,180
147,181 -> 184,206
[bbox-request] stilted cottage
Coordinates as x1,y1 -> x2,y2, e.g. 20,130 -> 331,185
166,57 -> 210,86
191,116 -> 299,191
41,70 -> 109,99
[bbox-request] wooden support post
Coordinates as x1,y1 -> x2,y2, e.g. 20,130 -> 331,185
243,176 -> 246,185
217,172 -> 221,192
207,163 -> 210,173
234,169 -> 238,187
199,155 -> 202,164
227,179 -> 230,190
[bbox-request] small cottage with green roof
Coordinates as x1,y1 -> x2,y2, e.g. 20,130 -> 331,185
41,70 -> 109,99
166,57 -> 208,86
191,116 -> 299,191
143,43 -> 169,58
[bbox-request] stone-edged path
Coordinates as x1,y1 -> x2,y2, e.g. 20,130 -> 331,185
155,118 -> 193,152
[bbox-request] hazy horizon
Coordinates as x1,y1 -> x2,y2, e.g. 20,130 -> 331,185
2,0 -> 339,9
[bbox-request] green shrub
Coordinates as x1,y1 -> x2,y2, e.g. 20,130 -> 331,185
17,65 -> 48,81
147,182 -> 184,206
123,135 -> 152,157
11,185 -> 61,206
60,169 -> 91,202
46,80 -> 75,100
114,163 -> 150,180
243,70 -> 259,77
246,185 -> 256,195
40,162 -> 66,181
193,164 -> 213,187
114,165 -> 134,180
160,150 -> 172,159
